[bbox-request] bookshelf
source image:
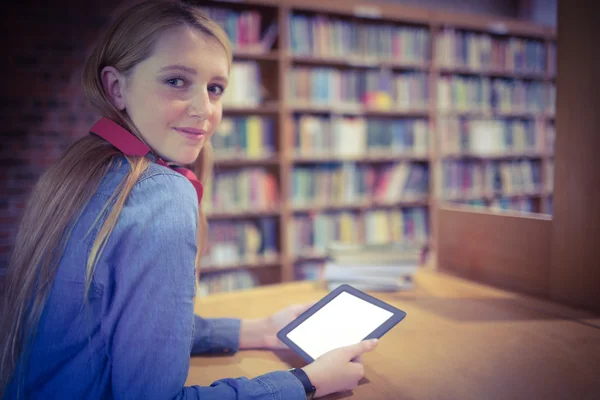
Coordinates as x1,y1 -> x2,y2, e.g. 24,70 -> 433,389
193,0 -> 557,295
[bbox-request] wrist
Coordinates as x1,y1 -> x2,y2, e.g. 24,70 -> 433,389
239,318 -> 268,349
290,367 -> 316,399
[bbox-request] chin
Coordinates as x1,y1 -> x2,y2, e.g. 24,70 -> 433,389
177,151 -> 202,166
159,151 -> 200,167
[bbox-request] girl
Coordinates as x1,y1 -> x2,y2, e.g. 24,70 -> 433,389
0,1 -> 377,399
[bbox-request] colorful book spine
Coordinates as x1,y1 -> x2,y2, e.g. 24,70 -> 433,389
291,162 -> 429,206
202,218 -> 279,266
441,159 -> 542,198
222,61 -> 262,107
289,207 -> 428,256
213,116 -> 276,158
289,13 -> 430,64
200,7 -> 262,51
209,168 -> 278,212
436,28 -> 547,74
292,116 -> 428,156
438,116 -> 542,155
198,270 -> 258,296
288,67 -> 429,111
437,75 -> 553,114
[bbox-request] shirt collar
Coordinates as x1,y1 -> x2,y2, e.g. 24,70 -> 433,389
90,117 -> 203,204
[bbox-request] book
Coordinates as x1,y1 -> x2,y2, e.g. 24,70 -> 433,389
321,242 -> 422,292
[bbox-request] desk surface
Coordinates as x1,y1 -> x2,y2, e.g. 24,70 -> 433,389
187,269 -> 600,399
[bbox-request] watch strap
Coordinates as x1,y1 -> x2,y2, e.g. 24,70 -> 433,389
288,368 -> 316,399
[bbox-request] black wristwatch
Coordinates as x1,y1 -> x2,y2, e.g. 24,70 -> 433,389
288,368 -> 316,399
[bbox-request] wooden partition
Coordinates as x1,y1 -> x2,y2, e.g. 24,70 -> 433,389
549,0 -> 600,314
437,0 -> 600,315
436,206 -> 552,298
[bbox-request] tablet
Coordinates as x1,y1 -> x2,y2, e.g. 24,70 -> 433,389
276,284 -> 407,363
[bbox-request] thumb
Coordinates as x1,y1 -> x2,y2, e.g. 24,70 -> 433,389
291,301 -> 317,316
343,339 -> 378,360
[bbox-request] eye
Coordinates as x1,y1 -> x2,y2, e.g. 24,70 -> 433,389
208,83 -> 225,97
166,77 -> 185,88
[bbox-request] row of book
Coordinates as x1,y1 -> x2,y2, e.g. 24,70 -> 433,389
288,67 -> 429,111
453,197 -> 536,213
545,197 -> 553,215
437,76 -> 556,114
212,116 -> 276,158
546,160 -> 554,191
200,7 -> 262,50
547,122 -> 555,154
205,168 -> 279,213
289,13 -> 430,64
292,116 -> 428,156
321,243 -> 421,292
292,163 -> 429,206
201,218 -> 278,267
198,270 -> 258,296
222,61 -> 263,108
548,43 -> 556,76
439,160 -> 542,198
200,6 -> 278,53
436,29 -> 550,74
289,207 -> 429,256
437,117 -> 543,155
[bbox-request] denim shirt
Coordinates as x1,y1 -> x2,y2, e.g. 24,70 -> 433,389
6,157 -> 305,400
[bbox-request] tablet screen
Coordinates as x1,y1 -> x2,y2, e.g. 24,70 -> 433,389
286,291 -> 394,360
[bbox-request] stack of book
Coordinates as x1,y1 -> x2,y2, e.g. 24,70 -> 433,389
322,242 -> 422,292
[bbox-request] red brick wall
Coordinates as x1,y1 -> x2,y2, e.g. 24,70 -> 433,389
0,0 -> 124,271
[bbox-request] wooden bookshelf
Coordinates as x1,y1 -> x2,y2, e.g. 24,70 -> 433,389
206,208 -> 280,219
435,65 -> 549,80
223,103 -> 280,114
198,0 -> 556,292
291,153 -> 429,163
290,198 -> 429,212
233,50 -> 280,61
212,156 -> 279,166
201,257 -> 281,274
288,54 -> 429,71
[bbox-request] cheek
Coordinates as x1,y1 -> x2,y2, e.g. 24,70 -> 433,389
160,96 -> 189,120
209,105 -> 223,132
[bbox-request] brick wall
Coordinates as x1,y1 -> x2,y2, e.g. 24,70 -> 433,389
0,0 -> 124,271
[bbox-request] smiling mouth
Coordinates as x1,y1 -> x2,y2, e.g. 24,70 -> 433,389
174,127 -> 206,140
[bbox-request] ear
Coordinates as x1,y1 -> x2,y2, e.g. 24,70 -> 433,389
101,66 -> 127,111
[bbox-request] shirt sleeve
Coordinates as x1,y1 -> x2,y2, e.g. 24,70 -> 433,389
191,316 -> 241,355
101,171 -> 306,400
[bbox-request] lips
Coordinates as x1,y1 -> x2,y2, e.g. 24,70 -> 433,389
174,127 -> 206,141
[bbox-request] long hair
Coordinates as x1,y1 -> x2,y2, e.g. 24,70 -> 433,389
0,0 -> 231,394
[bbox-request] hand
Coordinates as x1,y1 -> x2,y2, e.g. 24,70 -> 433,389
263,302 -> 315,349
302,339 -> 379,398
239,302 -> 314,350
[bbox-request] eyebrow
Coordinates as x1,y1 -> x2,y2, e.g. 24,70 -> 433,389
159,64 -> 197,75
158,64 -> 229,84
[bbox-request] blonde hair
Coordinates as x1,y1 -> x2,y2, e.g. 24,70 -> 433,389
0,0 -> 231,394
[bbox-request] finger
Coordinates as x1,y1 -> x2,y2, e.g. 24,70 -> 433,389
292,302 -> 316,316
352,361 -> 365,378
343,339 -> 378,360
351,354 -> 363,364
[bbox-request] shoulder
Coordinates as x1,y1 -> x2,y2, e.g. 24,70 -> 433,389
134,161 -> 197,203
96,156 -> 196,205
96,156 -> 199,238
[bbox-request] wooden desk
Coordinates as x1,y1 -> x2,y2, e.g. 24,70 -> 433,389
187,269 -> 600,399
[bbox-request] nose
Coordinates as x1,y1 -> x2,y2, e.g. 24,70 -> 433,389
188,88 -> 212,120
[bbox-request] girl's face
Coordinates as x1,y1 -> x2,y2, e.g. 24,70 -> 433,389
114,26 -> 229,165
